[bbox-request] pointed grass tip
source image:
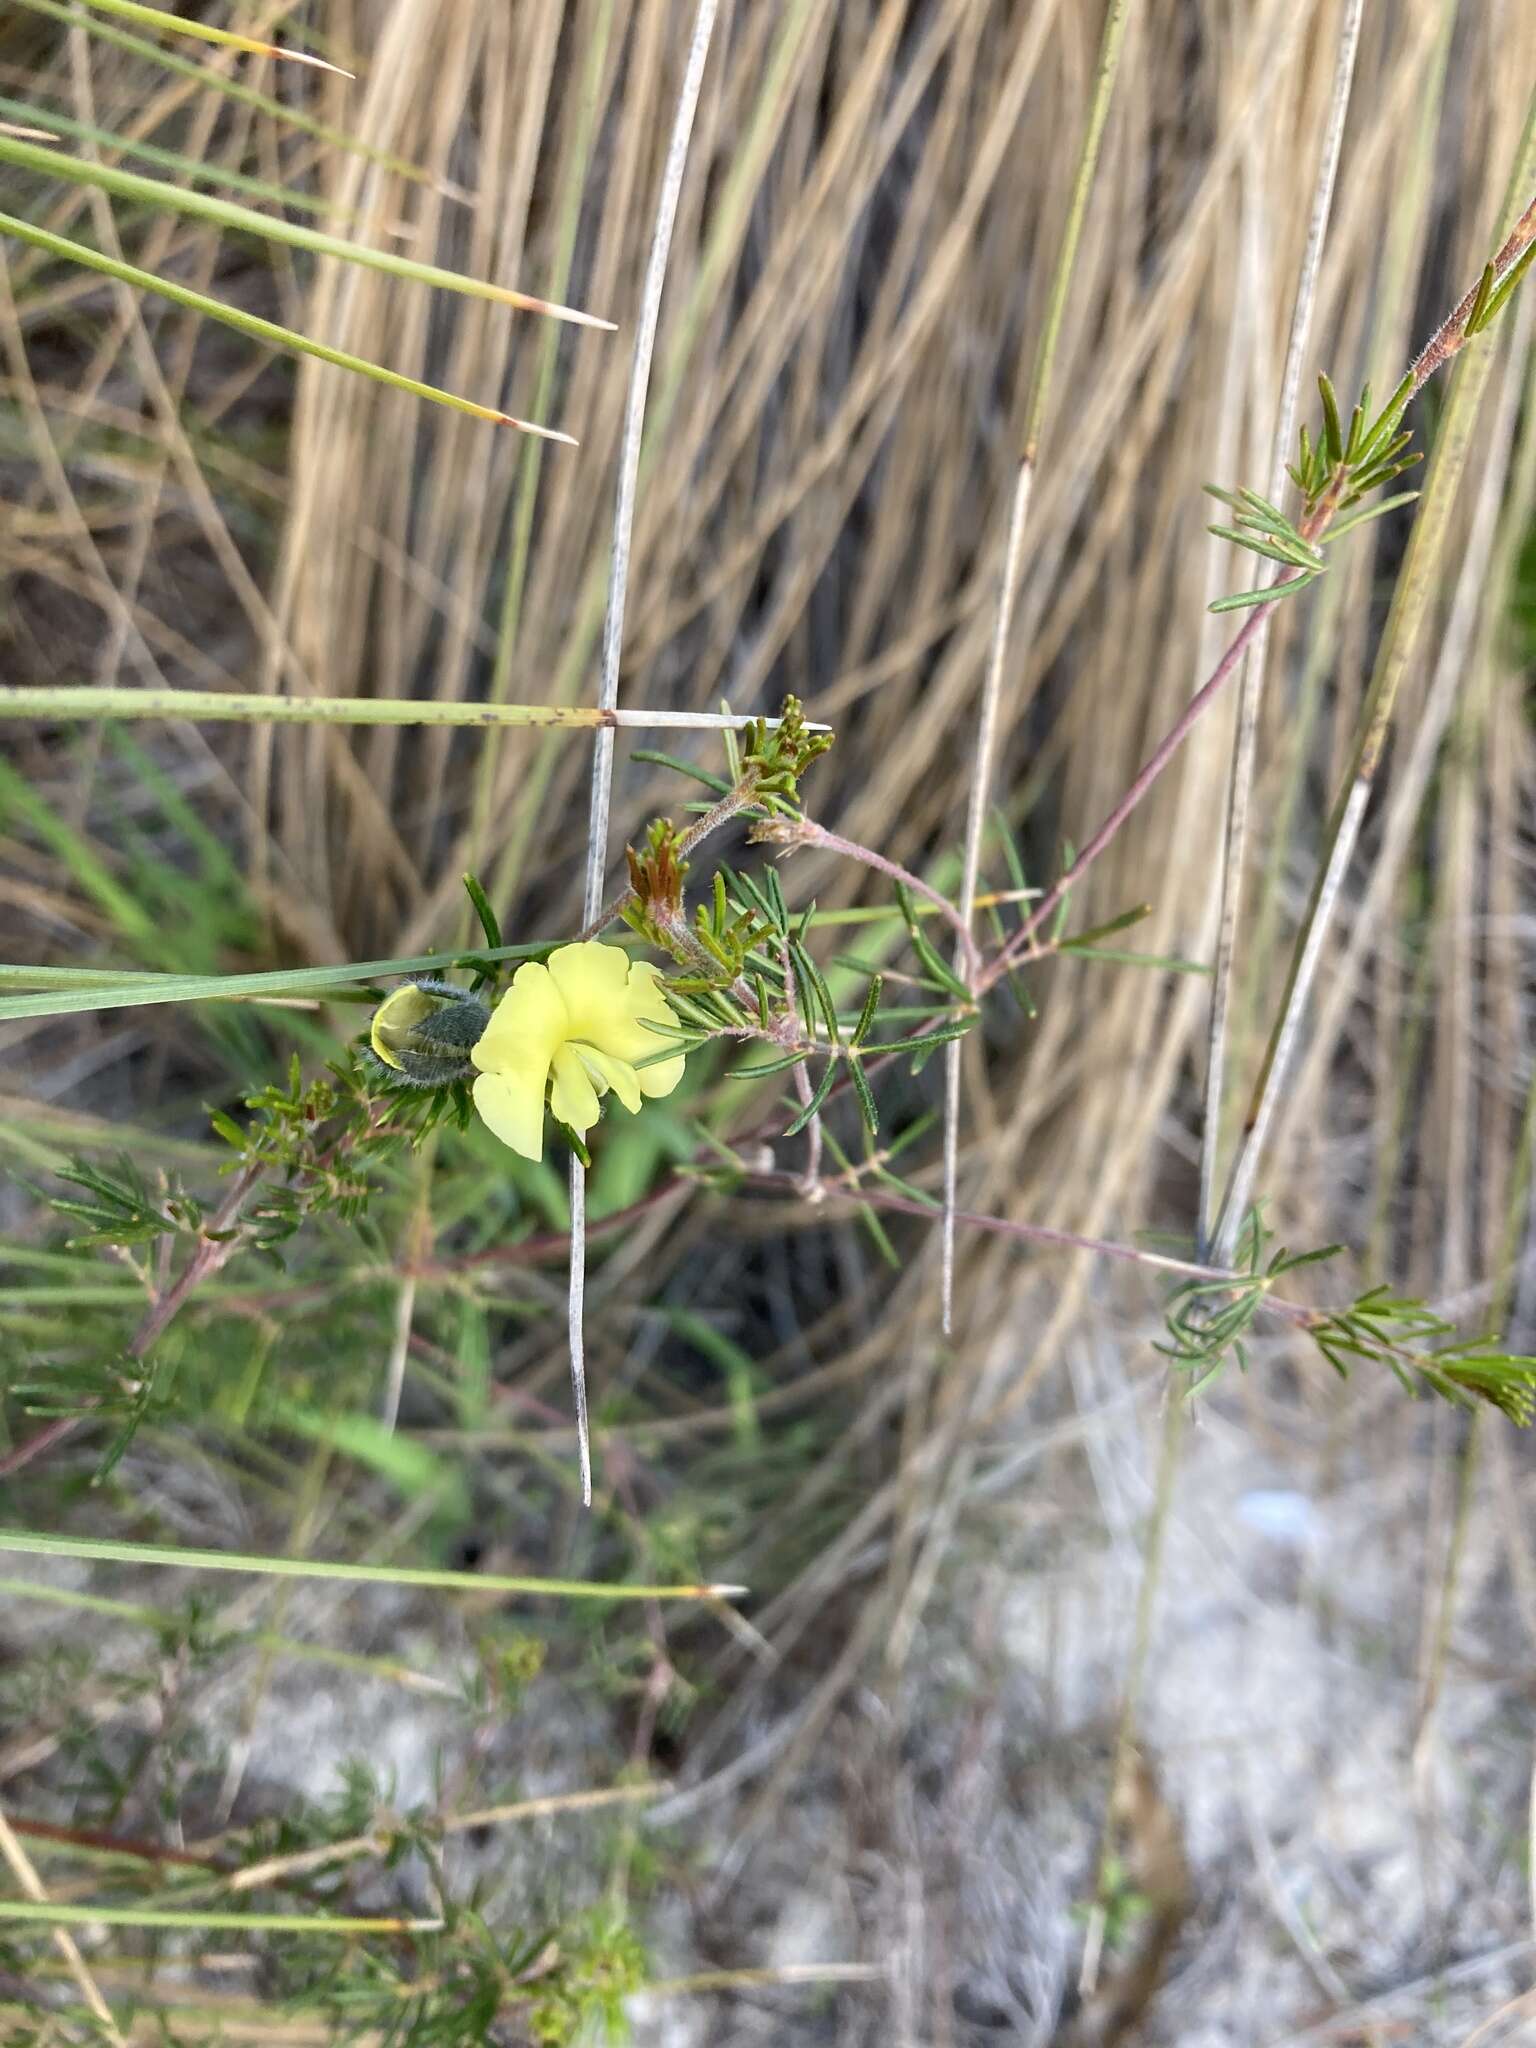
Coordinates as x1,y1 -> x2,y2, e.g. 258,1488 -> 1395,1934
500,413 -> 579,446
262,44 -> 357,79
509,292 -> 618,334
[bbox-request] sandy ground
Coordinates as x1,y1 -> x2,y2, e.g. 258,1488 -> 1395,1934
10,1311 -> 1533,2047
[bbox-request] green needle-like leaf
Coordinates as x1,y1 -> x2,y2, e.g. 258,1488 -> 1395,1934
1209,573 -> 1316,615
462,874 -> 503,952
65,0 -> 352,71
0,130 -> 611,328
1318,373 -> 1344,464
1325,491 -> 1421,542
0,211 -> 576,437
847,1052 -> 879,1134
783,1054 -> 837,1136
1476,239 -> 1536,329
851,974 -> 883,1048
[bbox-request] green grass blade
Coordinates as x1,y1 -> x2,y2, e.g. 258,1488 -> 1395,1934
0,94 -> 335,218
0,1529 -> 746,1601
0,943 -> 556,1020
0,131 -> 612,328
0,1901 -> 442,1935
0,757 -> 153,941
0,210 -> 577,439
15,0 -> 451,194
57,0 -> 351,75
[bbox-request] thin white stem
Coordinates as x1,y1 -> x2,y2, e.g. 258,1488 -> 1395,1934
942,461 -> 1033,1332
379,1272 -> 417,1435
581,0 -> 721,923
1215,776 -> 1368,1252
940,0 -> 1133,1335
1197,0 -> 1362,1252
570,0 -> 719,1507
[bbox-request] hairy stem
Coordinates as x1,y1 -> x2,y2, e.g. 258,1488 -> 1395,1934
763,816 -> 977,969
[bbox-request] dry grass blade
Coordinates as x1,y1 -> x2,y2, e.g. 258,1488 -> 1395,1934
1197,0 -> 1363,1252
226,1781 -> 666,1892
941,0 -> 1133,1332
0,1804 -> 126,2045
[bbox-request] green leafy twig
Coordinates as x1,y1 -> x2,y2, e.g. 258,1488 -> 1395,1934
981,184 -> 1536,998
1157,1211 -> 1536,1423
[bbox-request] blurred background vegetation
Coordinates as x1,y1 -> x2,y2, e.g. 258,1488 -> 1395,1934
2,1 -> 1536,2042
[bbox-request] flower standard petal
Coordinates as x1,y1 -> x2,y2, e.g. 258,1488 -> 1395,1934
546,941 -> 630,1042
470,942 -> 685,1158
472,1071 -> 547,1162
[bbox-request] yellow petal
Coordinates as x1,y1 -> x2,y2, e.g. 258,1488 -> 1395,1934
570,952 -> 681,1063
576,1046 -> 642,1114
635,1047 -> 685,1100
620,962 -> 686,1095
549,1043 -> 601,1134
472,958 -> 565,1076
546,941 -> 630,1043
472,1070 -> 546,1162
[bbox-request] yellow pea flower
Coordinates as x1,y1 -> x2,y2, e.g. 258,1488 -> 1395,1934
470,941 -> 685,1162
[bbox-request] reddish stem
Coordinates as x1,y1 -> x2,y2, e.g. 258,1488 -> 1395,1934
1,1165 -> 262,1480
982,590 -> 1287,988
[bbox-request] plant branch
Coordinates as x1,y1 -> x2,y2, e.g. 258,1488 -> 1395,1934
123,1163 -> 262,1363
757,816 -> 978,970
983,591 -> 1286,987
1215,112 -> 1536,1252
982,182 -> 1536,1001
736,1163 -> 1309,1306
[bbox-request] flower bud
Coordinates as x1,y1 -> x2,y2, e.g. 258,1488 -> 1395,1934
366,978 -> 490,1088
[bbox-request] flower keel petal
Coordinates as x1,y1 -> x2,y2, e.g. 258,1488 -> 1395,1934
550,1044 -> 602,1135
576,1046 -> 642,1114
